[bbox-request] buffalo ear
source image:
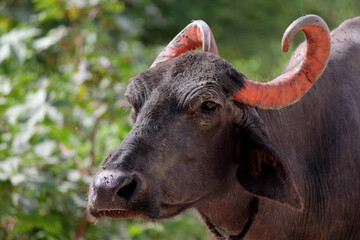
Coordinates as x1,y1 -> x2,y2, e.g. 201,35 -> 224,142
236,130 -> 302,209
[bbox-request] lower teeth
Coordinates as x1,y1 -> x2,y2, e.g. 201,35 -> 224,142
98,210 -> 125,216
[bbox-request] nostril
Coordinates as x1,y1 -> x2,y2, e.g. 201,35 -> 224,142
117,179 -> 137,200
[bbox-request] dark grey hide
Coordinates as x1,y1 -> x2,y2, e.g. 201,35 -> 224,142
88,18 -> 360,240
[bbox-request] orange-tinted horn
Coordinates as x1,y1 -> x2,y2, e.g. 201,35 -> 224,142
234,15 -> 331,109
150,20 -> 218,68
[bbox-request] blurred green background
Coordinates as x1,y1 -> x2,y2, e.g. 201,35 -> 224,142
0,0 -> 358,239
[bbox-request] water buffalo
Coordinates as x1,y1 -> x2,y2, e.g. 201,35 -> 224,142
87,15 -> 360,239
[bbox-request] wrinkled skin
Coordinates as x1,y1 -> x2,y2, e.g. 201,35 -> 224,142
88,18 -> 360,239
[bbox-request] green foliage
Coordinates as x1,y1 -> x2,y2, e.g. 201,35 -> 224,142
0,0 -> 358,239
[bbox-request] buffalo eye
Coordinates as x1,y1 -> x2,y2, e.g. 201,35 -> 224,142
200,101 -> 220,113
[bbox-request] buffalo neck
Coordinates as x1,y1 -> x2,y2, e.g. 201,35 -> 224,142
199,197 -> 259,240
195,180 -> 258,238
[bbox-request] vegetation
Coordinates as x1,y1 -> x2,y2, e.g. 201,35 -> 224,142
0,0 -> 358,239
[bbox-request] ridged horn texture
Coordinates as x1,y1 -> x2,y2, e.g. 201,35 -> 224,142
150,20 -> 218,68
234,15 -> 331,109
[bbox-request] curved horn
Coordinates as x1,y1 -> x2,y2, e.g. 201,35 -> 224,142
234,15 -> 331,109
150,20 -> 218,68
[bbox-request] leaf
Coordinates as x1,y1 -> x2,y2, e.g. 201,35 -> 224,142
58,181 -> 77,193
46,105 -> 63,125
33,26 -> 68,51
5,87 -> 63,127
11,127 -> 35,154
10,173 -> 26,186
98,56 -> 111,68
0,76 -> 12,95
11,42 -> 27,63
34,140 -> 57,158
0,44 -> 10,63
0,157 -> 21,181
67,5 -> 79,21
27,105 -> 46,126
73,107 -> 94,129
33,0 -> 57,10
93,103 -> 108,119
0,27 -> 39,63
9,223 -> 34,236
27,87 -> 47,107
71,193 -> 87,208
72,58 -> 91,85
5,104 -> 26,125
13,214 -> 62,235
128,224 -> 144,237
66,169 -> 81,182
5,88 -> 46,125
0,27 -> 40,43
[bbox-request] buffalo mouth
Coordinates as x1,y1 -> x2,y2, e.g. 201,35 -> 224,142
88,201 -> 193,221
97,209 -> 126,218
88,207 -> 138,220
97,210 -> 127,218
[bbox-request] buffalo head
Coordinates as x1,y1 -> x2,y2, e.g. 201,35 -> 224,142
87,15 -> 330,223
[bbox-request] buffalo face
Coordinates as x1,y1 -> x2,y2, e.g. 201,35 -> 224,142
87,52 -> 301,221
